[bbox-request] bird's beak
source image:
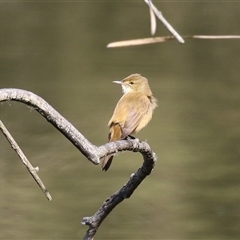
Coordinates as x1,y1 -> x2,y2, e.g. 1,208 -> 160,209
113,80 -> 123,85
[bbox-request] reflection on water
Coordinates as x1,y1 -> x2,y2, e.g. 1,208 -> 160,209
1,2 -> 240,239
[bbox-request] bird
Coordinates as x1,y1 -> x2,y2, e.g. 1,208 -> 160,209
102,73 -> 157,171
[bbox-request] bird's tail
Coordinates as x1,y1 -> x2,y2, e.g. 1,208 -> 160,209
102,154 -> 114,171
102,123 -> 122,171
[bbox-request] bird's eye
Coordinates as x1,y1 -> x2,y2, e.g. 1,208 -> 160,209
129,81 -> 134,85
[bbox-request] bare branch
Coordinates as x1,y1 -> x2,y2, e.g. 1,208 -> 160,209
0,88 -> 157,236
143,0 -> 184,43
107,36 -> 174,48
82,139 -> 157,240
0,120 -> 52,201
190,35 -> 240,39
0,88 -> 100,164
107,35 -> 240,48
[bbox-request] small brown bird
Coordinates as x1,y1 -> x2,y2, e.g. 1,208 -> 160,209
102,73 -> 157,171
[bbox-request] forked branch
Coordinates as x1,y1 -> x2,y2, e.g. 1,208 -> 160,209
144,0 -> 184,43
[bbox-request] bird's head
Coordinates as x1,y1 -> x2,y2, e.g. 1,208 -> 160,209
113,73 -> 152,95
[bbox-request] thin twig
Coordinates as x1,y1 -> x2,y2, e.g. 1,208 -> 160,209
107,35 -> 240,48
0,120 -> 52,201
143,0 -> 184,43
148,0 -> 157,35
191,35 -> 240,39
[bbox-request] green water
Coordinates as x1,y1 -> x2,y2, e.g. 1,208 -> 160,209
1,2 -> 240,239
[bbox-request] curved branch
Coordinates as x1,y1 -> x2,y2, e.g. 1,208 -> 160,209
0,88 -> 156,162
0,88 -> 99,164
0,88 -> 157,239
82,141 -> 156,240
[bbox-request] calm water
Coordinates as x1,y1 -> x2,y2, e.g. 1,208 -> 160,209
1,2 -> 240,239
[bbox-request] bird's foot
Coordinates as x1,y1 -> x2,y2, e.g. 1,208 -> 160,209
124,135 -> 136,140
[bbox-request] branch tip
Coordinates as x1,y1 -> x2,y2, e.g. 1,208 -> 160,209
0,120 -> 52,201
81,217 -> 90,225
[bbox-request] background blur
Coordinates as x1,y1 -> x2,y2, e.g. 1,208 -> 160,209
1,2 -> 240,239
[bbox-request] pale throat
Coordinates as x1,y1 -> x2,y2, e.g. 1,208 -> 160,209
121,85 -> 132,94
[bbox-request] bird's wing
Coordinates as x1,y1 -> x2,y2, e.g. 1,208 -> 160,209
121,109 -> 142,138
121,96 -> 150,139
108,93 -> 151,139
